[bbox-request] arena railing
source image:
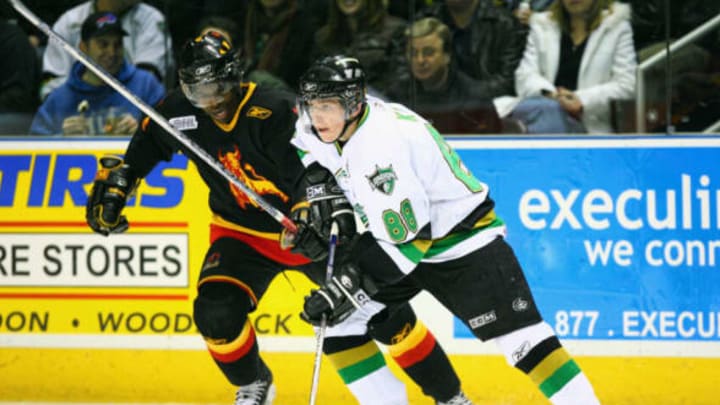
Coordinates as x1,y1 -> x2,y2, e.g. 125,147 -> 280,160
636,13 -> 720,134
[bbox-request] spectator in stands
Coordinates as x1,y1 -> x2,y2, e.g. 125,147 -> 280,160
303,0 -> 329,28
625,0 -> 720,132
498,0 -> 636,134
314,0 -> 406,93
1,0 -> 82,57
670,57 -> 720,132
196,16 -> 292,91
625,0 -> 720,54
40,0 -> 172,99
386,17 -> 501,133
31,12 -> 165,136
196,15 -> 240,48
495,0 -> 553,25
241,0 -> 318,90
0,16 -> 40,134
160,1 -> 246,84
386,0 -> 437,20
419,0 -> 526,98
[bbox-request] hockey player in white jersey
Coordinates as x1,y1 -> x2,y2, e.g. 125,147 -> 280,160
287,55 -> 602,405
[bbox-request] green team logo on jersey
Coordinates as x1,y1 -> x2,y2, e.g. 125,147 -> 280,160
367,165 -> 398,195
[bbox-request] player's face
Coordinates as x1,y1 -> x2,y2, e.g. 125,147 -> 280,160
306,98 -> 348,143
199,86 -> 239,123
181,77 -> 239,120
83,34 -> 124,75
408,33 -> 450,82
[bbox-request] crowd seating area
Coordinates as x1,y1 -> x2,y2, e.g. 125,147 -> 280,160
1,0 -> 718,136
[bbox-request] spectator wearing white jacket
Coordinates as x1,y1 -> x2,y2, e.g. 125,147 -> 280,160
496,0 -> 636,134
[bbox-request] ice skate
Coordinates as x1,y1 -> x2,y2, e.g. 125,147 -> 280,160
233,368 -> 275,405
436,390 -> 474,405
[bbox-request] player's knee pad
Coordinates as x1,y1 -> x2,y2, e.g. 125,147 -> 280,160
494,321 -> 557,367
193,282 -> 252,342
368,303 -> 417,345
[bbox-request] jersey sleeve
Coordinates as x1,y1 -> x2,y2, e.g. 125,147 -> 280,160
123,103 -> 178,178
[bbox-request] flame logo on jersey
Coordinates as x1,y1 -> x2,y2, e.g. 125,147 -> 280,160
218,146 -> 289,209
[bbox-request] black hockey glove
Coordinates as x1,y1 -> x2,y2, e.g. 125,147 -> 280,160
86,155 -> 138,236
281,201 -> 330,261
280,163 -> 355,261
304,170 -> 355,245
300,262 -> 379,327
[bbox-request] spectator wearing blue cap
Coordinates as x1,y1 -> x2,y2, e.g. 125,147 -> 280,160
30,11 -> 165,136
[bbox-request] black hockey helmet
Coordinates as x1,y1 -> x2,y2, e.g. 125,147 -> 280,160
178,31 -> 243,108
298,55 -> 367,117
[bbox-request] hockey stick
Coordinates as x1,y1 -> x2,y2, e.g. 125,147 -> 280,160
8,0 -> 297,233
308,222 -> 340,405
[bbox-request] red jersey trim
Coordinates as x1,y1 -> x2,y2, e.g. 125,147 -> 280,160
210,223 -> 311,267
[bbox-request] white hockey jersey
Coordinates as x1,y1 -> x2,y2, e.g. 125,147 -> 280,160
292,96 -> 506,276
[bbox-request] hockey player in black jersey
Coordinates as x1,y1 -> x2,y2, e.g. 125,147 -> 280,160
85,31 -> 473,405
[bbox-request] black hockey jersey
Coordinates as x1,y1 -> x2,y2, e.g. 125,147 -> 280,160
125,82 -> 304,237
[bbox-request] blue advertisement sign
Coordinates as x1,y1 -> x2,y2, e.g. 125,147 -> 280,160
450,138 -> 720,341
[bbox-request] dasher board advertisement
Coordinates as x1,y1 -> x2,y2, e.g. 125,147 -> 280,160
448,137 -> 720,346
1,137 -> 720,357
0,139 -> 316,345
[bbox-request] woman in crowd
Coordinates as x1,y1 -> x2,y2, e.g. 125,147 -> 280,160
498,0 -> 636,134
314,0 -> 406,93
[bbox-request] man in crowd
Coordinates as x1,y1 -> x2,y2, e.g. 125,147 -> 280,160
40,0 -> 171,99
419,0 -> 527,98
30,11 -> 164,135
385,16 -> 501,133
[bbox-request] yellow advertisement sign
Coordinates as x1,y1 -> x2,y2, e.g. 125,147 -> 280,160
0,139 -> 314,342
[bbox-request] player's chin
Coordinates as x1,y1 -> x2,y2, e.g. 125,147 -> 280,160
212,110 -> 230,121
205,106 -> 230,121
316,128 -> 338,143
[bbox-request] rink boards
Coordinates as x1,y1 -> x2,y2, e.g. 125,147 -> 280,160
1,136 -> 719,404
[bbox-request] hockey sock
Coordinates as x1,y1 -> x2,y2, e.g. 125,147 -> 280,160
495,321 -> 600,405
205,319 -> 263,386
386,320 -> 461,402
324,334 -> 408,405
